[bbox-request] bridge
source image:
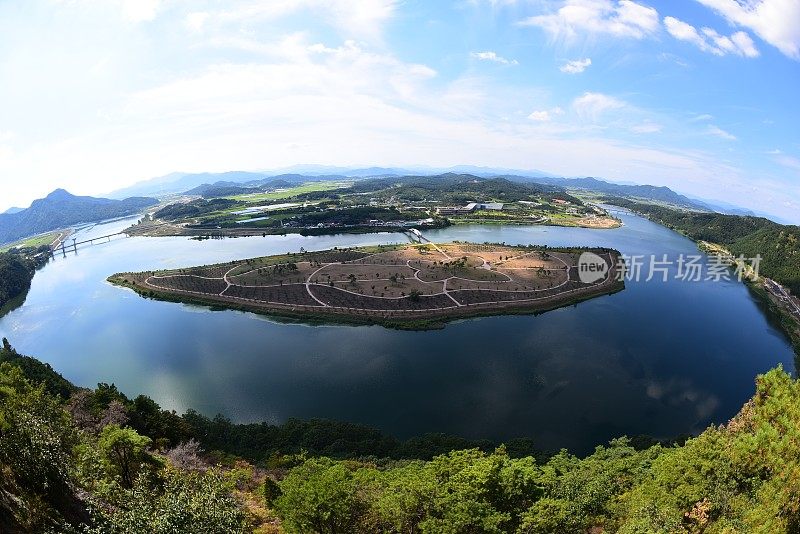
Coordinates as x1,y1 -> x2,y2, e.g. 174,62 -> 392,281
52,231 -> 127,256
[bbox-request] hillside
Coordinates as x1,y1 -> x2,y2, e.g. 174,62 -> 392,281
347,173 -> 576,204
184,178 -> 298,198
0,189 -> 157,245
0,252 -> 36,309
3,342 -> 800,532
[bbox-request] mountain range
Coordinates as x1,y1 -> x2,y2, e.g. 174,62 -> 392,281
103,164 -> 784,221
106,166 -> 554,199
0,189 -> 158,245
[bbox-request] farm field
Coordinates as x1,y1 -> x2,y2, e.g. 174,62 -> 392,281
109,241 -> 623,327
0,231 -> 63,252
224,181 -> 351,203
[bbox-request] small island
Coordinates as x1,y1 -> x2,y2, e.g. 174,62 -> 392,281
109,242 -> 623,328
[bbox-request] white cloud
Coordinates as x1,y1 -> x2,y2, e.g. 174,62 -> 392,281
695,0 -> 800,59
631,122 -> 662,133
470,51 -> 518,65
121,0 -> 161,22
706,125 -> 737,140
690,113 -> 713,122
664,16 -> 759,57
186,12 -> 210,32
1,0 -> 797,223
528,107 -> 564,121
730,31 -> 759,58
198,0 -> 398,42
528,111 -> 551,121
572,91 -> 625,121
559,57 -> 592,73
520,0 -> 660,41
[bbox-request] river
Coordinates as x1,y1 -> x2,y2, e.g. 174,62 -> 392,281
0,210 -> 794,454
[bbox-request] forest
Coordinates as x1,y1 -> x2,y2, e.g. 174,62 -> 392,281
4,339 -> 800,532
0,249 -> 44,310
605,198 -> 800,294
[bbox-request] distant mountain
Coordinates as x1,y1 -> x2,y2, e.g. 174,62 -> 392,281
111,166 -> 720,214
182,175 -> 343,198
504,176 -> 710,211
0,189 -> 157,245
683,196 -> 793,222
109,171 -> 351,199
108,171 -> 270,199
2,207 -> 23,215
111,165 -> 560,198
184,183 -> 257,198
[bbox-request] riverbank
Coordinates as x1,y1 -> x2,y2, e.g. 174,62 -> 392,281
450,214 -> 621,229
126,211 -> 621,239
698,240 -> 800,357
108,243 -> 624,330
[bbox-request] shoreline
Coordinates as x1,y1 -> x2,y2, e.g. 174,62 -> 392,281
697,240 -> 800,357
610,203 -> 800,359
124,214 -> 622,239
108,243 -> 624,330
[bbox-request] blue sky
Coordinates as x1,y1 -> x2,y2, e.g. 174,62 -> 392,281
0,1 -> 798,222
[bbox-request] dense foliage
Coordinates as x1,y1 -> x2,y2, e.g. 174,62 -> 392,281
6,340 -> 800,532
0,189 -> 157,245
0,343 -> 249,533
183,412 -> 547,464
0,251 -> 41,309
606,198 -> 800,294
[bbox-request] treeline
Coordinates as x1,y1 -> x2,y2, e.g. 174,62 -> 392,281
5,341 -> 800,531
606,197 -> 800,294
346,174 -> 583,205
0,339 -> 544,464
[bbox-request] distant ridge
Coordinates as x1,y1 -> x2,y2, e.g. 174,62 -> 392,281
0,189 -> 157,245
506,176 -> 711,211
108,165 -> 555,198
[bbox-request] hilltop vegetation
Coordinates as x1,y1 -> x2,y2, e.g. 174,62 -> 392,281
3,340 -> 800,532
345,174 -> 580,205
606,198 -> 800,294
0,189 -> 157,245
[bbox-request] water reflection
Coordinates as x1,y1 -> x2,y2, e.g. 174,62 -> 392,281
0,211 -> 794,454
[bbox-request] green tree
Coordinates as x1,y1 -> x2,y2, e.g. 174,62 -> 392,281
275,457 -> 369,533
98,424 -> 154,487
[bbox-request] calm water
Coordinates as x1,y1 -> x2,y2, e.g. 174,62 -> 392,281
0,211 -> 794,454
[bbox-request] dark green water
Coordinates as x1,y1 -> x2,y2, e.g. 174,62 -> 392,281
0,211 -> 794,454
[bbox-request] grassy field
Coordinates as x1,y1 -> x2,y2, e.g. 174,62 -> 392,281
225,181 -> 351,203
0,231 -> 60,252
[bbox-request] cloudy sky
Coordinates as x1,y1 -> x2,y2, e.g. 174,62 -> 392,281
0,0 -> 798,221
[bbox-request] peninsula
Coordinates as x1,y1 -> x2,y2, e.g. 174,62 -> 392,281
109,241 -> 623,328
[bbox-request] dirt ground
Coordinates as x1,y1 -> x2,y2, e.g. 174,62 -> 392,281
111,242 -> 621,321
